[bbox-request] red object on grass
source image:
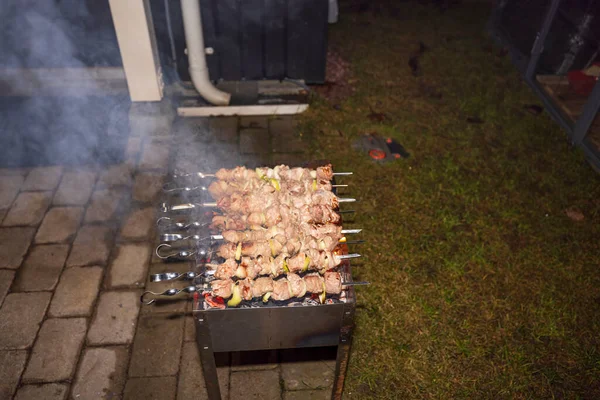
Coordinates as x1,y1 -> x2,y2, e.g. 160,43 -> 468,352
568,63 -> 600,96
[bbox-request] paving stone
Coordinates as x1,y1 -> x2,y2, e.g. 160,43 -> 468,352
88,291 -> 140,345
210,116 -> 239,142
231,350 -> 279,371
108,243 -> 150,288
13,383 -> 69,400
240,154 -> 272,169
0,350 -> 27,399
34,206 -> 83,244
124,376 -> 177,400
230,369 -> 281,400
129,102 -> 174,137
22,166 -> 62,191
271,153 -> 308,167
177,341 -> 230,400
283,389 -> 331,400
0,270 -> 14,307
269,116 -> 293,133
2,191 -> 52,226
184,314 -> 196,342
23,318 -> 87,383
173,117 -> 212,143
13,245 -> 69,291
97,163 -> 134,188
125,137 -> 143,166
240,116 -> 268,129
0,227 -> 35,269
49,266 -> 102,317
72,346 -> 129,400
128,313 -> 184,377
132,173 -> 164,203
120,207 -> 155,240
0,175 -> 23,211
272,120 -> 308,153
281,349 -> 335,391
67,225 -> 113,267
0,167 -> 28,176
240,128 -> 271,155
53,170 -> 96,205
0,292 -> 51,349
139,140 -> 170,171
84,189 -> 128,223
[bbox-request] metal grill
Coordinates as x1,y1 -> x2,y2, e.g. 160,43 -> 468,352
142,164 -> 362,400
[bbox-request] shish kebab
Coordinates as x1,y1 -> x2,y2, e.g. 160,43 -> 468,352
209,271 -> 361,306
172,164 -> 351,182
162,165 -> 354,212
208,248 -> 359,280
141,271 -> 366,306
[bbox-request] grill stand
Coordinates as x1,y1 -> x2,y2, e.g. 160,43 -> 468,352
194,290 -> 355,400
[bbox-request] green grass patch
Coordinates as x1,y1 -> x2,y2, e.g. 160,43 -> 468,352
299,1 -> 600,398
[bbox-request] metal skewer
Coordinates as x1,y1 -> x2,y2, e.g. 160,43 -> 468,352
155,243 -> 211,260
156,217 -> 210,231
171,171 -> 352,179
161,198 -> 357,212
141,279 -> 368,305
160,229 -> 362,243
141,286 -> 199,305
172,172 -> 215,179
162,182 -> 208,193
150,271 -> 198,282
163,183 -> 348,193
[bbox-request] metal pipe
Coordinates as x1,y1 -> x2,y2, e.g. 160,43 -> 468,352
180,0 -> 231,105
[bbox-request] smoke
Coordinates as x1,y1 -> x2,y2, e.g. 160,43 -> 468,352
0,0 -> 130,168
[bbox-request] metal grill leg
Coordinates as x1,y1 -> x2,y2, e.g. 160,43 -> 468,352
196,313 -> 222,400
332,304 -> 355,400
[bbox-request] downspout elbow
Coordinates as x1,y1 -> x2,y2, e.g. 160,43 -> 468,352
189,65 -> 231,106
181,0 -> 231,106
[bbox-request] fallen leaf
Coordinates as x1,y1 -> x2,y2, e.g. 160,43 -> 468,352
408,55 -> 421,76
367,107 -> 387,122
565,207 -> 585,221
524,104 -> 543,115
467,116 -> 484,124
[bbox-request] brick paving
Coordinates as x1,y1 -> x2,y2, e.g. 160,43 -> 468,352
0,109 -> 338,400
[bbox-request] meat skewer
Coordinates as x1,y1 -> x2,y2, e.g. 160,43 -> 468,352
140,276 -> 368,305
171,165 -> 352,181
206,271 -> 351,306
159,229 -> 360,243
210,204 -> 341,228
160,196 -> 355,213
207,251 -> 361,280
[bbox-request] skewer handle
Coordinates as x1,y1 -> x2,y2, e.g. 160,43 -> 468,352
172,171 -> 215,179
141,286 -> 198,305
162,182 -> 208,193
333,172 -> 353,176
160,233 -> 215,243
342,281 -> 370,286
155,244 -> 210,260
156,217 -> 209,231
159,202 -> 216,212
337,198 -> 356,203
340,229 -> 362,234
150,271 -> 198,282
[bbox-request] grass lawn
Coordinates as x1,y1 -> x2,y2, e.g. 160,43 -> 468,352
299,1 -> 600,398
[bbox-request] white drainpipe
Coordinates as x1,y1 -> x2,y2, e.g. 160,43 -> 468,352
180,0 -> 231,105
